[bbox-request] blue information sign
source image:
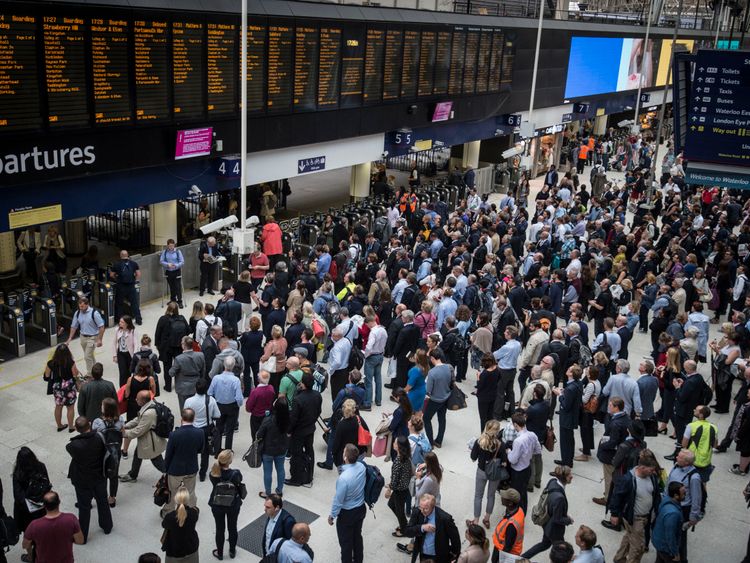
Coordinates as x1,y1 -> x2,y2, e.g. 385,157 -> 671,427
298,156 -> 326,173
684,49 -> 750,167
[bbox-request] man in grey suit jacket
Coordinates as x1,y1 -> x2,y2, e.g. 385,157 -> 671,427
169,337 -> 206,410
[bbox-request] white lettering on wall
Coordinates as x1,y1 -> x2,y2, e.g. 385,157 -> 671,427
0,145 -> 96,176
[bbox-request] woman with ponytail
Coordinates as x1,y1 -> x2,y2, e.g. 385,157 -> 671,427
161,486 -> 200,562
209,449 -> 245,560
457,523 -> 490,562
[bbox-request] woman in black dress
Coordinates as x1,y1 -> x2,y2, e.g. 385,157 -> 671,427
12,447 -> 50,562
209,450 -> 245,560
122,360 -> 156,459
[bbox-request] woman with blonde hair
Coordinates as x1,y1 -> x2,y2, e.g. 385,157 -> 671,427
331,398 -> 370,466
469,420 -> 505,529
658,346 -> 683,436
260,325 -> 287,392
209,450 -> 245,560
42,224 -> 67,273
161,486 -> 200,562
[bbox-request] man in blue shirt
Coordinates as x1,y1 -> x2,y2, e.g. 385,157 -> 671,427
493,325 -> 522,420
207,356 -> 243,452
270,523 -> 314,563
160,238 -> 185,308
110,249 -> 142,324
315,245 -> 331,281
65,296 -> 105,376
328,444 -> 366,563
328,328 -> 353,401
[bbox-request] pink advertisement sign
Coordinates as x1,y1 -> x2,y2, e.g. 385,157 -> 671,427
432,101 -> 453,122
175,127 -> 213,160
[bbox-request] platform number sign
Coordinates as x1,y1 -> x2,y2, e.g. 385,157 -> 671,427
389,131 -> 414,147
503,114 -> 522,126
216,157 -> 241,178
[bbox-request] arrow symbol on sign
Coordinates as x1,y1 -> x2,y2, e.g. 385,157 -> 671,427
699,67 -> 705,72
695,96 -> 700,101
692,116 -> 698,121
691,126 -> 696,130
698,77 -> 703,82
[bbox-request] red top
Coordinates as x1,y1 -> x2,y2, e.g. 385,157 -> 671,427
262,223 -> 283,256
250,252 -> 269,279
245,383 -> 277,417
24,512 -> 81,563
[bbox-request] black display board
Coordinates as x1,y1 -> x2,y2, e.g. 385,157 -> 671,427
400,28 -> 420,99
463,27 -> 480,95
475,29 -> 493,94
363,26 -> 385,105
294,24 -> 318,112
434,28 -> 452,96
245,22 -> 266,113
383,27 -> 402,101
448,27 -> 465,96
318,24 -> 341,108
418,29 -> 436,97
173,20 -> 205,119
91,17 -> 131,124
489,29 -> 504,93
340,23 -> 365,108
267,22 -> 293,112
206,20 -> 237,115
134,19 -> 170,121
43,15 -> 88,128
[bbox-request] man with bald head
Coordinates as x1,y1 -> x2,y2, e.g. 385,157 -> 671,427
119,390 -> 168,482
667,360 -> 709,461
270,522 -> 314,562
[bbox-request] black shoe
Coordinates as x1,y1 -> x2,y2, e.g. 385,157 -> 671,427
664,453 -> 677,461
384,383 -> 394,389
396,543 -> 413,555
284,479 -> 302,487
199,474 -> 206,482
359,405 -> 372,411
601,519 -> 622,531
553,459 -> 564,465
433,442 -> 442,448
178,302 -> 185,309
199,292 -> 204,297
207,290 -> 216,295
714,446 -> 727,454
317,462 -> 333,470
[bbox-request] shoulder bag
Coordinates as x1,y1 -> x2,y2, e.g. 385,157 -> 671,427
261,342 -> 277,373
205,395 -> 221,456
484,443 -> 509,482
242,439 -> 263,469
544,424 -> 557,452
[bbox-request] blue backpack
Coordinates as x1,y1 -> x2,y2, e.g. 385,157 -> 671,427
359,460 -> 385,511
409,433 -> 432,465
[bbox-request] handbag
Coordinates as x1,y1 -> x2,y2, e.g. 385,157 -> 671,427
544,425 -> 557,452
373,435 -> 389,457
312,318 -> 325,340
153,474 -> 170,507
374,413 -> 393,436
446,385 -> 467,410
357,416 -> 373,456
242,439 -> 263,469
582,388 -> 599,415
484,444 -> 509,482
260,351 -> 277,374
205,395 -> 221,456
709,284 -> 720,310
116,384 -> 128,415
0,514 -> 19,551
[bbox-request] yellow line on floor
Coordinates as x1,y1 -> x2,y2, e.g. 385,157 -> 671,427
0,353 -> 90,392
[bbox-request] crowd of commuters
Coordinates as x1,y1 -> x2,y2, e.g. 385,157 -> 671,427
5,128 -> 750,563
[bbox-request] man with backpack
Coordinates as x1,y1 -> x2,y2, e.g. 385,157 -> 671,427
328,444 -> 367,563
120,390 -> 168,482
65,417 -> 113,542
77,363 -> 117,422
522,465 -> 574,560
666,450 -> 704,562
593,398 -> 631,506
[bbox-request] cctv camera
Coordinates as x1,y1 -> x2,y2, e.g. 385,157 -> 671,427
199,215 -> 238,235
381,151 -> 389,159
618,119 -> 634,128
502,146 -> 524,159
245,216 -> 260,228
188,185 -> 202,198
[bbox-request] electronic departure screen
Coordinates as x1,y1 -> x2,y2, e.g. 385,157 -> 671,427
294,25 -> 318,112
434,30 -> 452,96
245,24 -> 266,112
383,28 -> 403,101
489,30 -> 504,93
448,28 -> 466,96
207,22 -> 236,115
463,28 -> 480,95
340,25 -> 365,108
363,27 -> 385,105
418,30 -> 436,97
401,29 -> 420,99
318,26 -> 341,108
43,15 -> 88,128
91,17 -> 131,125
475,29 -> 493,94
134,20 -> 169,121
173,21 -> 204,119
0,10 -> 518,134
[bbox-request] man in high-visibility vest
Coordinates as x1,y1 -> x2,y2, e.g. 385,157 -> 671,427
491,488 -> 525,561
681,405 -> 717,512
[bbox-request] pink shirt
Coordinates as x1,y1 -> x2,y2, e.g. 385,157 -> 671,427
25,512 -> 81,563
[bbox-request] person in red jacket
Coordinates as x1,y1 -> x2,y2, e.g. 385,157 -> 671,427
261,221 -> 283,270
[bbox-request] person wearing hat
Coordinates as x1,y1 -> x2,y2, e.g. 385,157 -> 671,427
491,488 -> 525,561
521,466 -> 574,559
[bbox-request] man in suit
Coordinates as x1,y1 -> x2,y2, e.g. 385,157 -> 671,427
539,329 -> 569,385
262,493 -> 296,558
286,374 -> 323,487
593,397 -> 631,505
666,360 -> 707,461
198,236 -> 219,296
554,364 -> 583,467
66,417 -> 113,542
384,303 -> 407,390
392,310 -> 420,390
77,363 -> 117,422
163,408 -> 205,514
216,288 -> 243,334
616,315 -> 633,360
400,493 -> 460,562
201,324 -> 222,371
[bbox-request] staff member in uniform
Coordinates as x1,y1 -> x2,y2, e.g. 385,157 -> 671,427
160,239 -> 185,308
199,236 -> 219,297
65,297 -> 105,376
110,250 -> 142,325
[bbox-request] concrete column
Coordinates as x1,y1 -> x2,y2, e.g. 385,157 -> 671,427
65,219 -> 88,256
149,200 -> 178,247
594,114 -> 608,136
349,162 -> 371,202
462,140 -> 480,169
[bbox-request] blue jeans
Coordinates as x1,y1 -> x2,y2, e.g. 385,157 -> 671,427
262,454 -> 286,495
363,354 -> 384,406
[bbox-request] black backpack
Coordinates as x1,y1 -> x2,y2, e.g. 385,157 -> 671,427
347,338 -> 365,370
167,315 -> 190,348
149,402 -> 175,439
595,333 -> 612,358
99,420 -> 123,480
0,514 -> 19,551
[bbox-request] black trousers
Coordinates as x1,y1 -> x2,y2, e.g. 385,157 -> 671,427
200,426 -> 211,479
560,427 -> 575,467
212,505 -> 240,555
165,269 -> 182,304
714,378 -> 733,412
200,261 -> 217,294
478,401 -> 495,433
115,283 -> 141,323
522,534 -> 554,559
679,505 -> 691,562
494,369 -> 516,420
720,402 -> 743,449
518,366 -> 531,393
74,481 -> 113,541
510,465 -> 531,514
117,351 -> 132,387
289,433 -> 315,483
330,369 -> 349,403
656,551 -> 678,563
388,489 -> 410,531
580,411 -> 595,455
129,452 -> 166,478
336,504 -> 366,563
250,414 -> 265,441
217,402 -> 240,451
23,250 -> 38,282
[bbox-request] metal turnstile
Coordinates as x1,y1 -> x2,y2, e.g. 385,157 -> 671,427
57,277 -> 85,329
26,293 -> 57,348
0,301 -> 26,358
91,280 -> 115,327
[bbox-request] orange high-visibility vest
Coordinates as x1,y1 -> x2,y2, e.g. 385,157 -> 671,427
493,508 -> 525,555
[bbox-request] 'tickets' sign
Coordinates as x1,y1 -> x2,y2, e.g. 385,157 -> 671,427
175,127 -> 214,160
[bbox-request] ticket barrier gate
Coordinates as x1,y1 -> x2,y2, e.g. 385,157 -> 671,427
57,276 -> 86,329
0,300 -> 25,358
91,279 -> 115,327
26,291 -> 57,348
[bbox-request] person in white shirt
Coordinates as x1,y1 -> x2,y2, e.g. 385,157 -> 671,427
363,316 -> 387,409
182,378 -> 220,481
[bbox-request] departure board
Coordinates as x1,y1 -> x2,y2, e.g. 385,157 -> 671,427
383,29 -> 402,101
463,28 -> 480,95
173,21 -> 204,119
267,25 -> 293,112
43,16 -> 88,128
418,30 -> 436,97
434,30 -> 452,96
363,27 -> 385,105
207,22 -> 237,115
0,14 -> 40,131
475,29 -> 493,94
489,30 -> 504,92
294,26 -> 318,111
246,24 -> 266,112
340,25 -> 365,108
401,29 -> 420,99
501,39 -> 515,89
91,18 -> 131,125
318,26 -> 341,108
448,28 -> 465,96
134,20 -> 169,121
